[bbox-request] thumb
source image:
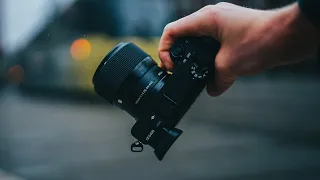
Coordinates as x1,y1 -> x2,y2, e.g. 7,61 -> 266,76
206,50 -> 236,97
158,5 -> 220,71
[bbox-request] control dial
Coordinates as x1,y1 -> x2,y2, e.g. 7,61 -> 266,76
190,63 -> 209,79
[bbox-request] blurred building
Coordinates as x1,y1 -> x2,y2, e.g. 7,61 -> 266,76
1,0 -> 76,56
0,0 -> 4,86
3,0 -> 319,101
0,0 -> 2,59
115,0 -> 172,36
7,0 -> 173,99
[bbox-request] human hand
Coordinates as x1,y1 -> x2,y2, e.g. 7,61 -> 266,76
158,2 -> 319,96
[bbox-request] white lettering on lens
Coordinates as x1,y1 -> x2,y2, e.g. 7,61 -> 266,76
135,81 -> 154,104
157,71 -> 163,76
146,130 -> 155,141
156,121 -> 162,127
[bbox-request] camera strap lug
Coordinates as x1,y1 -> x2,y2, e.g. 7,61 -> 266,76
131,140 -> 144,152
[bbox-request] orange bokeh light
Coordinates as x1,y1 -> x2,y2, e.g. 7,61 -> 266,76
7,65 -> 24,85
70,38 -> 92,61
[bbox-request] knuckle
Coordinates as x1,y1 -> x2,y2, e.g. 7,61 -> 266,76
216,2 -> 232,7
200,4 -> 222,22
215,54 -> 234,74
163,22 -> 177,37
200,5 -> 215,11
163,22 -> 174,32
200,5 -> 217,16
216,60 -> 230,73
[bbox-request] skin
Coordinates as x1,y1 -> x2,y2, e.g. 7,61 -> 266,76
158,2 -> 319,97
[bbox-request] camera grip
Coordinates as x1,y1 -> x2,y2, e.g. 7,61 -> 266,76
159,36 -> 220,127
163,37 -> 220,104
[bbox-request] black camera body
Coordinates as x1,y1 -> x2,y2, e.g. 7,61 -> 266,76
93,37 -> 220,161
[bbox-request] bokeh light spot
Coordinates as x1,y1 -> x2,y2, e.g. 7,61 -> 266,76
7,65 -> 24,85
70,38 -> 92,61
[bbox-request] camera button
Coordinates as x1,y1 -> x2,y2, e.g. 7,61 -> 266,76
171,46 -> 184,58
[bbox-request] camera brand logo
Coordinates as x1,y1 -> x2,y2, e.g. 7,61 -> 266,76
135,81 -> 154,104
146,129 -> 155,141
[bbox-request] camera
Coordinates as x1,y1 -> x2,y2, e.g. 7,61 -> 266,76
92,37 -> 220,160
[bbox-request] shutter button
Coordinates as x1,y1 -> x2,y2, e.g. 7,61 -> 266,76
171,46 -> 184,58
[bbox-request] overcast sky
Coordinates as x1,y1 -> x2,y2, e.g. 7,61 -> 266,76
1,0 -> 75,55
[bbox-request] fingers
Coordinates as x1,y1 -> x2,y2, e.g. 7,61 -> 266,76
206,72 -> 236,97
159,61 -> 167,70
158,5 -> 220,71
158,4 -> 236,96
206,50 -> 236,97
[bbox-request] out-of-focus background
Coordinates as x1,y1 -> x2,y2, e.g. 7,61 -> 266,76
1,0 -> 320,180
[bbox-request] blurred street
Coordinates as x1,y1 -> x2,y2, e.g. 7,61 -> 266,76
1,75 -> 320,180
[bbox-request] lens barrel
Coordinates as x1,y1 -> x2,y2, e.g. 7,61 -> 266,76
93,42 -> 169,120
93,43 -> 150,103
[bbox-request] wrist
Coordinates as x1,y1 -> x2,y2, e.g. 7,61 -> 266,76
282,3 -> 319,40
266,3 -> 319,66
277,3 -> 318,40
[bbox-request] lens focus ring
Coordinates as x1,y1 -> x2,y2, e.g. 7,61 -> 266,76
93,43 -> 149,102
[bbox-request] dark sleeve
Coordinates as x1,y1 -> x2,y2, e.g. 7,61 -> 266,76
298,0 -> 320,27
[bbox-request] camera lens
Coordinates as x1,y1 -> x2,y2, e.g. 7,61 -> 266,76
93,42 -> 168,119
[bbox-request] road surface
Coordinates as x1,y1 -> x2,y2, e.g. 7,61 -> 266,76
1,75 -> 320,180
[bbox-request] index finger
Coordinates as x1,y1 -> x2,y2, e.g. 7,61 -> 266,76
158,6 -> 219,71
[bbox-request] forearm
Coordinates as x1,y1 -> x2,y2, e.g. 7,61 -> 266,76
281,3 -> 319,44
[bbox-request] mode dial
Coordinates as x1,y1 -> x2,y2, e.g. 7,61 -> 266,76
190,63 -> 209,79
